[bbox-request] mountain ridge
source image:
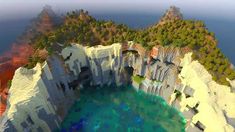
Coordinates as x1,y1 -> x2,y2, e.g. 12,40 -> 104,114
23,6 -> 235,86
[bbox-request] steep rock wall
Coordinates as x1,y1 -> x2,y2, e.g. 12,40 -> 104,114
61,42 -> 182,103
0,56 -> 77,131
61,43 -> 122,86
175,53 -> 235,132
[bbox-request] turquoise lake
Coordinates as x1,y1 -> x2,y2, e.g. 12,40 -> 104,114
58,85 -> 186,132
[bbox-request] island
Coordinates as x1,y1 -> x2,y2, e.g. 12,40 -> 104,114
0,6 -> 235,132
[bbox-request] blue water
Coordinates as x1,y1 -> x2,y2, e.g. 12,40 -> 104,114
0,13 -> 234,64
58,85 -> 186,132
0,19 -> 30,53
203,19 -> 235,65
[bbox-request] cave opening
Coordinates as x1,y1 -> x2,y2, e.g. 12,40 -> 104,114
122,50 -> 139,55
68,66 -> 92,90
122,66 -> 134,84
77,66 -> 92,87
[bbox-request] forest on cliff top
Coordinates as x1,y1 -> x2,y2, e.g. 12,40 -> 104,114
23,6 -> 235,86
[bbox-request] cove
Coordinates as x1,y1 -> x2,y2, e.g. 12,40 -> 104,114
58,85 -> 186,132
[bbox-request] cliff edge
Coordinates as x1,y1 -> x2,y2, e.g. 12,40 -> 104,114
0,57 -> 77,131
178,53 -> 235,132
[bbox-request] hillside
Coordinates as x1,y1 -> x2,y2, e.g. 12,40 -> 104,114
26,6 -> 235,86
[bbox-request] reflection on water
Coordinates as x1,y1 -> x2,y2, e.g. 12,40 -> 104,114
59,85 -> 186,132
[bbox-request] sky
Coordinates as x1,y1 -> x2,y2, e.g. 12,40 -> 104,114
0,0 -> 235,21
0,0 -> 234,64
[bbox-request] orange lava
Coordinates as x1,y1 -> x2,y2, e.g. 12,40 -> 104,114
0,43 -> 33,116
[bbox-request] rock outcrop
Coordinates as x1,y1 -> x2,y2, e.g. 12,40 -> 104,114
61,42 -> 182,103
173,53 -> 235,132
0,56 -> 77,131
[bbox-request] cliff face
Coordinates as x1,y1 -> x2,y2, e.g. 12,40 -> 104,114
0,56 -> 76,131
1,43 -> 235,131
0,5 -> 59,117
173,53 -> 235,132
61,42 -> 182,103
0,44 -> 33,116
61,43 -> 122,86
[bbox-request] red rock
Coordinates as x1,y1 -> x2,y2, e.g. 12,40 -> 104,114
150,46 -> 159,58
0,44 -> 33,116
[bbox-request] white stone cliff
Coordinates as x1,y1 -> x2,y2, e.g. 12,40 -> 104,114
0,56 -> 76,131
176,53 -> 235,132
61,43 -> 123,85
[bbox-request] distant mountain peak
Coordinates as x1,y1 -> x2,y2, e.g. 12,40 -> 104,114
159,6 -> 183,23
39,5 -> 56,19
17,5 -> 61,44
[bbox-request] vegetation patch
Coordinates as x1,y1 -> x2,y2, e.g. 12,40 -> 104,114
132,75 -> 145,84
27,9 -> 235,86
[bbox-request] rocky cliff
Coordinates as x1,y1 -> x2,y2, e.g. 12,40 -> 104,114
1,42 -> 235,132
0,56 -> 77,131
61,42 -> 183,101
175,53 -> 235,132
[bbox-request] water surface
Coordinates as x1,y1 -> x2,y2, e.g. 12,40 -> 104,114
59,85 -> 186,132
0,19 -> 30,53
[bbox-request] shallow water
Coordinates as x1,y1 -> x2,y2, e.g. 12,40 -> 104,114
59,85 -> 186,132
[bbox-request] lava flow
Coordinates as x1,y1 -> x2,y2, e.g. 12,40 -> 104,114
0,43 -> 33,116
